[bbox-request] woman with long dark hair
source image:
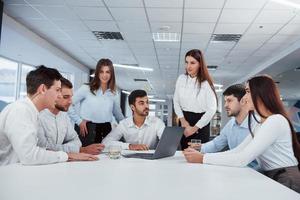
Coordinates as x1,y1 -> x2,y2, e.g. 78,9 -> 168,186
173,49 -> 217,149
68,58 -> 124,146
183,75 -> 300,192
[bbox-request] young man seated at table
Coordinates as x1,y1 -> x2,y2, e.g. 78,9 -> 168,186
0,66 -> 98,166
102,90 -> 165,150
37,77 -> 105,155
190,84 -> 259,169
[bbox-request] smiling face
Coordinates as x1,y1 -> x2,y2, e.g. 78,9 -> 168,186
185,56 -> 200,77
98,66 -> 111,85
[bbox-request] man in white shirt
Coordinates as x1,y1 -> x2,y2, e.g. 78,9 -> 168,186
0,66 -> 98,166
103,90 -> 165,150
38,77 -> 105,155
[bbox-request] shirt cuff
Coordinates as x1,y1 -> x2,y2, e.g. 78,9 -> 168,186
122,143 -> 130,150
76,119 -> 83,126
58,152 -> 68,162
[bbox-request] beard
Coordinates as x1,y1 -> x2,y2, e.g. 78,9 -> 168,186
55,104 -> 67,112
136,108 -> 149,116
226,109 -> 239,117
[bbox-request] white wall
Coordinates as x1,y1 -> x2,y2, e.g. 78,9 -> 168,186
0,13 -> 89,90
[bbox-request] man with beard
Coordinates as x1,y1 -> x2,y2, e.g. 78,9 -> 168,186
38,77 -> 105,155
103,90 -> 165,150
196,84 -> 257,155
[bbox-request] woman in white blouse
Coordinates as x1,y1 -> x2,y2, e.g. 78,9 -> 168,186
173,49 -> 217,149
183,75 -> 300,192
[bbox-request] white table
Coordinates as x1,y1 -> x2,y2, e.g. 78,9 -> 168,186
0,152 -> 299,200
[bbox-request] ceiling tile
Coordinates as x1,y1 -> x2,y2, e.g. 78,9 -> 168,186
154,42 -> 180,49
117,21 -> 150,32
83,20 -> 118,31
18,18 -> 57,30
150,22 -> 182,32
144,0 -> 183,8
72,6 -> 112,20
3,0 -> 26,4
246,23 -> 284,34
264,1 -> 297,10
110,8 -> 147,21
128,42 -> 154,49
224,0 -> 267,9
66,0 -> 104,6
268,34 -> 300,44
65,31 -> 96,40
34,5 -> 79,20
104,0 -> 143,7
185,0 -> 225,8
122,32 -> 153,42
54,20 -> 89,31
278,24 -> 300,35
183,23 -> 215,34
215,23 -> 249,34
255,10 -> 296,24
181,41 -> 208,51
147,8 -> 182,22
184,9 -> 221,23
26,0 -> 64,5
4,4 -> 44,19
181,33 -> 211,42
219,9 -> 259,23
239,34 -> 272,44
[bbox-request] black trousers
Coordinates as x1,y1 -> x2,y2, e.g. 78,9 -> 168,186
75,122 -> 112,147
180,111 -> 210,150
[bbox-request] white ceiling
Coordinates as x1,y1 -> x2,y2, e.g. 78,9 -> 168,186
3,0 -> 300,100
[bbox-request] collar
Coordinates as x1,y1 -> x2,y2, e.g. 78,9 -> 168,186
233,116 -> 248,129
25,97 -> 39,114
127,116 -> 150,128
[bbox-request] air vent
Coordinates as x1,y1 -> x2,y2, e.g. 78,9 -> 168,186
134,79 -> 148,82
92,31 -> 124,40
207,65 -> 218,70
295,67 -> 300,72
211,34 -> 242,42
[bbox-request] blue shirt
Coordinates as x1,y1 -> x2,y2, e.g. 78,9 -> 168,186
68,85 -> 124,125
201,116 -> 259,170
201,117 -> 250,153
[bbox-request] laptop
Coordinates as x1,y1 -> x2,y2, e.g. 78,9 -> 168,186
122,126 -> 184,160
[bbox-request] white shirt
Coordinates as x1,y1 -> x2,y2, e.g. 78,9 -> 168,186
0,98 -> 68,166
38,109 -> 82,153
102,116 -> 165,150
204,114 -> 298,171
173,74 -> 217,128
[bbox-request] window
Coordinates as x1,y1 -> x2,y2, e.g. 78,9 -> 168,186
19,64 -> 35,99
0,57 -> 18,103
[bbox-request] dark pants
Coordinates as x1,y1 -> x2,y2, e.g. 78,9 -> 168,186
264,166 -> 300,193
75,122 -> 112,147
180,111 -> 210,150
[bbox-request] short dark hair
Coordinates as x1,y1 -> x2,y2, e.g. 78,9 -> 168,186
128,90 -> 147,105
60,77 -> 73,89
222,84 -> 245,101
26,65 -> 62,95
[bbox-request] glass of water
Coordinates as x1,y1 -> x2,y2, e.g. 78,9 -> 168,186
108,145 -> 121,159
190,139 -> 201,151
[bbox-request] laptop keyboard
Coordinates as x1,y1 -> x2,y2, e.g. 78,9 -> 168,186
123,153 -> 154,159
